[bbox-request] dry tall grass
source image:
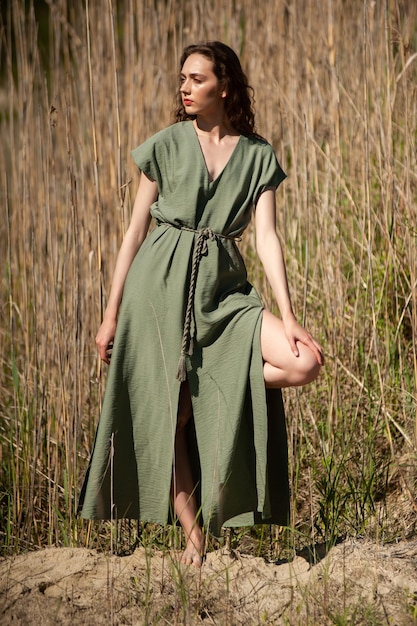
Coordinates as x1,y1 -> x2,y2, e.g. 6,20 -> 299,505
0,0 -> 416,555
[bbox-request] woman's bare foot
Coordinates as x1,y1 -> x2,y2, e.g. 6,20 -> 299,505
180,543 -> 203,567
179,532 -> 204,568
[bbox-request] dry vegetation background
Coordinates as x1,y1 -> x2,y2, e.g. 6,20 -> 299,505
0,0 -> 416,601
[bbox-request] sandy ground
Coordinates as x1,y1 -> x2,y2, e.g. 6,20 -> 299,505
1,539 -> 417,625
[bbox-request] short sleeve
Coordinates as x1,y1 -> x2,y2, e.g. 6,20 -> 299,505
253,144 -> 286,207
131,134 -> 163,187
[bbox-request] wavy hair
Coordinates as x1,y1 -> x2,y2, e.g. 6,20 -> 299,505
174,41 -> 260,138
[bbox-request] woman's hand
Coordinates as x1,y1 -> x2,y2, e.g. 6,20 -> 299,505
96,315 -> 117,364
283,314 -> 324,365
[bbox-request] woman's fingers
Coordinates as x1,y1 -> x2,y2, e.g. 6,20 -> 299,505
96,328 -> 115,364
96,341 -> 110,364
303,335 -> 324,365
288,336 -> 299,357
291,328 -> 324,366
105,342 -> 113,363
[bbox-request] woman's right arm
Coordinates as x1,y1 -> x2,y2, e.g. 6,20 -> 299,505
96,173 -> 158,363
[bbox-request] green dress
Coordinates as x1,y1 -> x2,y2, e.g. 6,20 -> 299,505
79,121 -> 289,536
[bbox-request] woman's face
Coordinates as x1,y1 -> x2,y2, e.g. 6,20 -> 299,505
179,53 -> 226,118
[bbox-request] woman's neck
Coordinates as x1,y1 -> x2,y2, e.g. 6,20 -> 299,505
193,117 -> 238,141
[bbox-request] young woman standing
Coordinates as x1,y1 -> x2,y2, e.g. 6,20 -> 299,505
79,41 -> 323,568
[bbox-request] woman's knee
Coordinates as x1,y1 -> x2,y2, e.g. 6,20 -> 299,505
261,310 -> 322,387
294,345 -> 322,385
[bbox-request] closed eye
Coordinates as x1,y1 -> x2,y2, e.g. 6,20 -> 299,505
179,72 -> 205,84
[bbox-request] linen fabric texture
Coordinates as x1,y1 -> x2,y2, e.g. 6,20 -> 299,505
79,121 -> 290,536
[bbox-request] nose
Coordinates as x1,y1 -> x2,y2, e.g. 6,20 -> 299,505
180,77 -> 191,94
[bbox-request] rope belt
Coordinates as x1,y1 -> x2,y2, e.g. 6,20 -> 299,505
158,222 -> 241,382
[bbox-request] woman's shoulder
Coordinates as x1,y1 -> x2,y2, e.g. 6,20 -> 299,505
240,134 -> 279,162
131,123 -> 190,164
240,134 -> 286,183
242,134 -> 274,151
142,121 -> 190,145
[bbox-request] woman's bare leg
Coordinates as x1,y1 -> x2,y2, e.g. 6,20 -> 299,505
261,310 -> 322,388
171,381 -> 204,567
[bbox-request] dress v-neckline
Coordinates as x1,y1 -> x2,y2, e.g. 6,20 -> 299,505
189,121 -> 242,185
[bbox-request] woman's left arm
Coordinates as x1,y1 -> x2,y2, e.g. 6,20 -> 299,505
255,189 -> 324,365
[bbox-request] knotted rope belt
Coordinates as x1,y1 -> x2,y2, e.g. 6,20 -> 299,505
157,222 -> 241,382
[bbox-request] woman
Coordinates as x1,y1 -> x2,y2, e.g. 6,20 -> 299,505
79,41 -> 323,568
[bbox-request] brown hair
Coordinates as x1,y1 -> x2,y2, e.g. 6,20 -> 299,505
174,41 -> 259,138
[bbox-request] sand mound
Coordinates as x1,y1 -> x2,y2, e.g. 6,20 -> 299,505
1,539 -> 417,624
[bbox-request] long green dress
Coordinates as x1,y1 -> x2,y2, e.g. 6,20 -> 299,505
79,121 -> 289,536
